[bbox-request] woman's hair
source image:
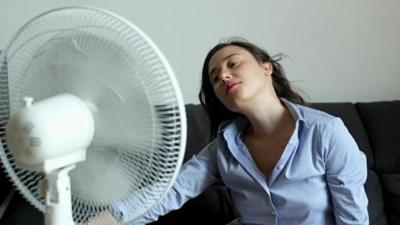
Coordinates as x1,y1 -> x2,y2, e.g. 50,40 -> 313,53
198,38 -> 306,138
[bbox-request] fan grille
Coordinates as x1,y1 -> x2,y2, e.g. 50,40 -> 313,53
0,7 -> 186,224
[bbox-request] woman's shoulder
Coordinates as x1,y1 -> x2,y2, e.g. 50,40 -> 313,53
216,116 -> 246,135
293,103 -> 342,128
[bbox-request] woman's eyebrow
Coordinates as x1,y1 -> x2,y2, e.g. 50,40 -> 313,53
209,53 -> 240,77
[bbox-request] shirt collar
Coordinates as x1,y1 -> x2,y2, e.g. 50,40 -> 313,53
280,98 -> 304,145
280,98 -> 305,124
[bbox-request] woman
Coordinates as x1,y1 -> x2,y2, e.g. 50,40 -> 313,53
121,38 -> 369,225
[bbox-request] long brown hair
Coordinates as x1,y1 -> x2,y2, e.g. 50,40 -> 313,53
199,38 -> 306,138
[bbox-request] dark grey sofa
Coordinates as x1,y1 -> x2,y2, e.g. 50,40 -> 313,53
1,100 -> 399,225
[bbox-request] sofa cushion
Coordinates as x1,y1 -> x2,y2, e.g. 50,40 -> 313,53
366,169 -> 389,225
0,163 -> 12,208
356,101 -> 400,172
0,127 -> 12,206
184,104 -> 211,161
0,192 -> 43,225
356,100 -> 400,225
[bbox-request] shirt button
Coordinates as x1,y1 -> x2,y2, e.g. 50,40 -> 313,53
272,210 -> 277,216
277,165 -> 283,170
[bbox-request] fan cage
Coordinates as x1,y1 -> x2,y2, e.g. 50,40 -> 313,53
0,7 -> 186,224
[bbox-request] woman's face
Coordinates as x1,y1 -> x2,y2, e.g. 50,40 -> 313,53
208,45 -> 273,111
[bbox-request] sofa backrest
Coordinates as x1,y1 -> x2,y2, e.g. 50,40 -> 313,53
356,101 -> 400,225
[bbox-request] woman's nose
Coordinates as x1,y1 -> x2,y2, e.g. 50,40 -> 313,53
219,71 -> 232,82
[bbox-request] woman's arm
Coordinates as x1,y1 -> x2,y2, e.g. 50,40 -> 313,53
122,140 -> 221,225
324,118 -> 369,225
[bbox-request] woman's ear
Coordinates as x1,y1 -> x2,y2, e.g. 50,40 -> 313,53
262,62 -> 273,76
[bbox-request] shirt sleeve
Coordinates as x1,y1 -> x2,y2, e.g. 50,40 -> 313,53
124,140 -> 220,225
324,117 -> 369,225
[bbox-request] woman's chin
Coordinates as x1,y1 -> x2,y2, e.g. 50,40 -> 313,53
223,95 -> 249,112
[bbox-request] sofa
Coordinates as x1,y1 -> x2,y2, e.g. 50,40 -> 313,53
1,100 -> 399,225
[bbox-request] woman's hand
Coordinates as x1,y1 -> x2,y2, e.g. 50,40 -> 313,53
87,211 -> 119,225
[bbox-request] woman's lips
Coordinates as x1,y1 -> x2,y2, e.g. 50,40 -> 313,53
225,81 -> 240,94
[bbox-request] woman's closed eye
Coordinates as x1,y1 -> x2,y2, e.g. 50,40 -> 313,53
228,59 -> 240,68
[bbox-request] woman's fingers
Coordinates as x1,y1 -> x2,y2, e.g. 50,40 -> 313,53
87,211 -> 118,225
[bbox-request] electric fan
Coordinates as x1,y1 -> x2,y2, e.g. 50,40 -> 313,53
0,7 -> 186,225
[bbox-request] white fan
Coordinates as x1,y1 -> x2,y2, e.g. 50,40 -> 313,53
0,7 -> 186,225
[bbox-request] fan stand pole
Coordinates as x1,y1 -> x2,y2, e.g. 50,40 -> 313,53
45,165 -> 76,225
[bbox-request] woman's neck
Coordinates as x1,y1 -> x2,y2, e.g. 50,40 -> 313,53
241,96 -> 293,139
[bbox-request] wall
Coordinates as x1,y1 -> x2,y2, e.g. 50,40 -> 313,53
1,0 -> 399,103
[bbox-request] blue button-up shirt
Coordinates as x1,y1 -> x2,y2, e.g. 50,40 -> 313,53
129,99 -> 369,225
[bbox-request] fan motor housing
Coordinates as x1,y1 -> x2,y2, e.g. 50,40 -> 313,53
6,93 -> 94,172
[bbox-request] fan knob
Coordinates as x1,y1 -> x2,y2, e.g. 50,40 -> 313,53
23,97 -> 34,107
